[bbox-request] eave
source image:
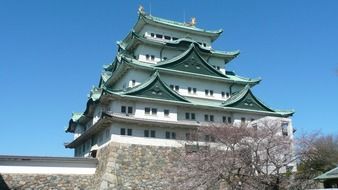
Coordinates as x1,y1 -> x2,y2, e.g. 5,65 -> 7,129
133,12 -> 223,42
118,31 -> 239,62
102,90 -> 293,118
116,54 -> 260,86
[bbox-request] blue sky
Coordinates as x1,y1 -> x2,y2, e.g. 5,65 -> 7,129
1,0 -> 337,156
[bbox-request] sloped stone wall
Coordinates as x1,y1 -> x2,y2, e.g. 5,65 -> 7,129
92,142 -> 182,190
0,173 -> 94,190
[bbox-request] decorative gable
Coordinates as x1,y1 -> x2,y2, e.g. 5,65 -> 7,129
222,85 -> 274,112
155,44 -> 226,78
124,71 -> 190,102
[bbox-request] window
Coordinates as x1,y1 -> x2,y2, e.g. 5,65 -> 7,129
166,131 -> 176,139
203,43 -> 206,47
205,135 -> 210,142
251,118 -> 255,122
188,87 -> 192,93
151,108 -> 157,115
186,133 -> 191,140
120,128 -> 126,135
105,128 -> 110,139
127,106 -> 133,114
169,84 -> 174,89
146,54 -> 150,60
193,88 -> 197,94
222,116 -> 226,123
150,33 -> 155,37
121,106 -> 126,113
222,91 -> 225,98
172,37 -> 178,40
156,34 -> 163,39
163,57 -> 167,61
151,130 -> 156,137
164,109 -> 170,116
144,130 -> 149,137
171,132 -> 176,139
210,115 -> 214,122
241,117 -> 246,124
204,114 -> 209,121
210,90 -> 214,96
132,80 -> 136,86
216,66 -> 220,70
227,117 -> 232,124
175,85 -> 179,91
150,55 -> 155,61
165,131 -> 170,139
127,128 -> 132,136
226,92 -> 230,98
164,35 -> 171,40
282,122 -> 289,136
186,113 -> 196,120
145,107 -> 150,115
185,112 -> 190,119
205,89 -> 209,95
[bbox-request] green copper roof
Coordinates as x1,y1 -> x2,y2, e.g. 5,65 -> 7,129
107,71 -> 189,103
118,31 -> 239,62
134,12 -> 222,42
315,166 -> 338,180
103,53 -> 260,88
222,85 -> 294,116
154,44 -> 227,78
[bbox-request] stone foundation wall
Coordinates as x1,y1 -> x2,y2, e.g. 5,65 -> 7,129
0,173 -> 94,190
92,142 -> 182,190
0,142 -> 184,190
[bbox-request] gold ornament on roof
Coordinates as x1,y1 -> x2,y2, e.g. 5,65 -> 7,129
191,17 -> 196,26
138,5 -> 145,14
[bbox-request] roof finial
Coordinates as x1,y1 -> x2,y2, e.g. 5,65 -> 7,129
138,5 -> 145,14
187,17 -> 197,27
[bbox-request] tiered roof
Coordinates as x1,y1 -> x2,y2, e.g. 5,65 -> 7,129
66,9 -> 294,136
134,10 -> 223,42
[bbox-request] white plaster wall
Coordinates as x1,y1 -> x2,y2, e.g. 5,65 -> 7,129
161,73 -> 239,100
161,48 -> 184,61
112,69 -> 151,90
140,25 -> 212,48
134,102 -> 177,121
74,124 -> 85,139
135,45 -> 162,63
93,105 -> 102,125
110,122 -> 189,140
208,56 -> 226,74
177,107 -> 233,123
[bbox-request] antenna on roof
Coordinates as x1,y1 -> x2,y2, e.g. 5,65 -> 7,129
149,2 -> 152,16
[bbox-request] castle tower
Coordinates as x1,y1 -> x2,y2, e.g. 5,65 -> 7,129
65,8 -> 294,158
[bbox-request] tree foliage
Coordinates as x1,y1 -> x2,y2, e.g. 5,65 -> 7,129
171,119 -> 295,190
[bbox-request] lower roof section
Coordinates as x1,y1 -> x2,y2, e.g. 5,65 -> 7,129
0,155 -> 97,174
65,112 -> 205,148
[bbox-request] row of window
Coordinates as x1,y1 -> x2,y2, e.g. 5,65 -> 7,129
121,106 -> 133,114
120,127 -> 217,142
185,112 -> 233,123
145,107 -> 170,117
169,85 -> 230,98
145,54 -> 155,61
120,128 -> 176,139
149,33 -> 208,48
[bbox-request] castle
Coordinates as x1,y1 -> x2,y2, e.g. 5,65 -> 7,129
65,7 -> 294,158
0,8 -> 296,190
